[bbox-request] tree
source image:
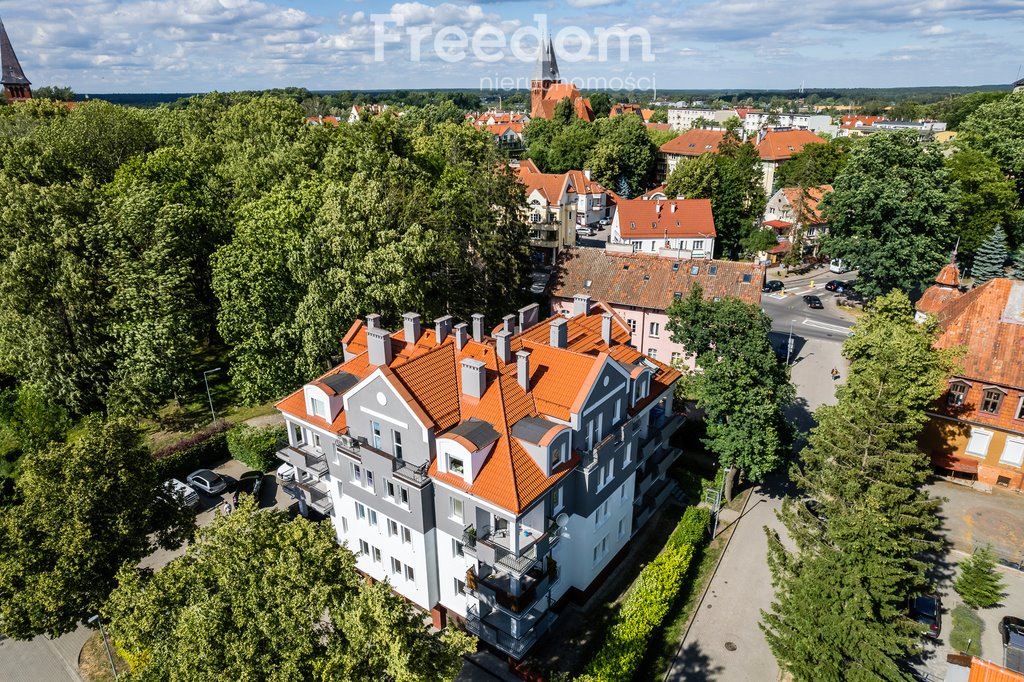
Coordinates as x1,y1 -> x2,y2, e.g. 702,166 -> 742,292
763,292 -> 956,681
929,91 -> 1008,130
587,114 -> 657,191
946,148 -> 1021,258
588,92 -> 612,118
953,546 -> 1005,609
959,93 -> 1024,197
616,174 -> 631,200
971,225 -> 1009,286
665,153 -> 718,200
667,285 -> 794,500
106,498 -> 473,681
774,138 -> 853,188
821,131 -> 958,299
32,86 -> 75,102
648,108 -> 668,124
0,382 -> 71,454
0,418 -> 193,638
1013,247 -> 1024,280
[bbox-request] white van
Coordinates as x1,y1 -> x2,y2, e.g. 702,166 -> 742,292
164,478 -> 200,509
829,258 -> 850,274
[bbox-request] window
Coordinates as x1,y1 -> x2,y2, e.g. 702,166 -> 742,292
391,558 -> 402,574
310,397 -> 327,418
385,480 -> 396,499
405,565 -> 415,581
399,486 -> 410,507
372,546 -> 382,563
1000,438 -> 1024,467
947,382 -> 969,406
619,518 -> 626,539
552,486 -> 563,512
453,539 -> 464,557
595,500 -> 610,527
341,517 -> 348,533
359,539 -> 369,555
402,527 -> 412,544
455,578 -> 466,596
592,536 -> 608,565
550,442 -> 563,468
624,442 -> 632,466
982,389 -> 1004,414
742,273 -> 752,283
690,265 -> 700,275
371,421 -> 382,449
709,265 -> 718,276
649,322 -> 660,338
671,351 -> 682,364
614,399 -> 622,423
368,509 -> 378,527
448,455 -> 465,475
365,470 -> 374,491
693,240 -> 705,251
355,502 -> 366,520
965,428 -> 993,458
1017,396 -> 1024,421
292,423 -> 303,443
673,291 -> 682,299
393,430 -> 403,459
620,483 -> 627,500
627,319 -> 636,334
648,349 -> 657,359
352,464 -> 362,483
597,462 -> 610,490
450,497 -> 464,522
387,519 -> 398,537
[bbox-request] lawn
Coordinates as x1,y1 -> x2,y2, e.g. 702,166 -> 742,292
949,604 -> 984,657
79,630 -> 130,682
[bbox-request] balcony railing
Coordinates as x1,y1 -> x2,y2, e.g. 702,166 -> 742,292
276,444 -> 329,475
465,604 -> 557,660
468,566 -> 552,616
393,459 -> 430,487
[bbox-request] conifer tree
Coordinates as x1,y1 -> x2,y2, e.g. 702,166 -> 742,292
953,546 -> 1005,609
616,174 -> 632,200
971,225 -> 1009,286
1011,247 -> 1024,280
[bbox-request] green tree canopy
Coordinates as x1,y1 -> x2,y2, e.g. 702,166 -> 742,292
821,131 -> 958,299
946,148 -> 1022,257
959,92 -> 1024,195
953,546 -> 1005,609
0,418 -> 193,638
971,224 -> 1009,286
774,138 -> 854,189
32,86 -> 75,102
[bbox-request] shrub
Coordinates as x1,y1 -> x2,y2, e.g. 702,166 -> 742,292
226,423 -> 286,472
954,545 -> 1005,608
949,605 -> 983,656
153,422 -> 231,480
583,506 -> 710,682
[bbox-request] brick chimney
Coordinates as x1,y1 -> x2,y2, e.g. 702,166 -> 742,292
454,323 -> 469,351
472,313 -> 485,342
434,315 -> 453,344
550,317 -> 568,348
517,350 -> 531,391
573,294 -> 592,317
366,327 -> 393,366
402,312 -> 422,344
461,358 -> 486,399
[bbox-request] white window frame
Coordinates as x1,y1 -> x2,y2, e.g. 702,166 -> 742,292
368,509 -> 378,527
453,538 -> 464,557
372,546 -> 382,563
1016,396 -> 1024,421
385,480 -> 395,500
450,496 -> 464,522
999,437 -> 1024,468
393,430 -> 403,459
355,501 -> 366,520
965,428 -> 993,458
401,526 -> 412,544
310,397 -> 327,418
405,565 -> 415,582
359,539 -> 369,555
387,519 -> 398,537
447,455 -> 465,476
552,485 -> 563,513
649,321 -> 660,338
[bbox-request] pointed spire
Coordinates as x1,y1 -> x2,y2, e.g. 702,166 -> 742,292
533,36 -> 559,83
0,18 -> 30,87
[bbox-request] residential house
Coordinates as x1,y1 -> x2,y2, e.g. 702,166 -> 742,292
838,115 -> 886,137
917,273 -> 1024,491
755,129 -> 828,194
275,300 -> 685,660
609,103 -> 655,122
565,170 -> 614,227
741,112 -> 834,136
530,39 -> 594,122
306,115 -> 341,126
610,198 -> 715,257
551,245 -> 764,367
348,104 -> 390,123
761,184 -> 833,262
517,164 -> 577,264
658,129 -> 726,180
486,123 -> 526,153
666,108 -> 740,131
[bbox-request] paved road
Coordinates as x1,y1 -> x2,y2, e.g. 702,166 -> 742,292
761,270 -> 859,344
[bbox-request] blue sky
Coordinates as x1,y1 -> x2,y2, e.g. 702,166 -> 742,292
2,0 -> 1022,93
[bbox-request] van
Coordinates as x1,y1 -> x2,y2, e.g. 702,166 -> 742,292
164,478 -> 200,509
829,258 -> 849,274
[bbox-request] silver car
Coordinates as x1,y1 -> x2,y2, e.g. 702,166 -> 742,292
186,468 -> 227,495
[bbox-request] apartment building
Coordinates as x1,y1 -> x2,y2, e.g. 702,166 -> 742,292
275,300 -> 684,659
610,198 -> 716,257
516,161 -> 577,264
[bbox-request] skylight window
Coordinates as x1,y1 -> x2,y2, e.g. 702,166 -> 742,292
672,262 -> 680,272
584,279 -> 592,288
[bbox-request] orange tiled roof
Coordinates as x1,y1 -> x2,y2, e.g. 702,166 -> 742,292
518,167 -> 574,204
841,115 -> 886,128
917,285 -> 963,316
936,262 -> 962,287
517,159 -> 541,174
660,129 -> 726,156
551,246 -> 764,311
615,198 -> 716,239
756,130 -> 827,161
780,184 -> 833,224
565,170 -> 610,197
968,658 -> 1024,682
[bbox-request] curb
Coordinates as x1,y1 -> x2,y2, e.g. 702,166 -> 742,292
662,485 -> 757,682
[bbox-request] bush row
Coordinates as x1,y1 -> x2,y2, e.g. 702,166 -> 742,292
226,423 -> 287,472
154,423 -> 231,481
580,506 -> 710,682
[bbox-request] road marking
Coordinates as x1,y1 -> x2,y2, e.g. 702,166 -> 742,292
802,318 -> 851,334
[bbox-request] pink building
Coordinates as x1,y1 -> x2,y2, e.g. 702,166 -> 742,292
551,245 -> 765,368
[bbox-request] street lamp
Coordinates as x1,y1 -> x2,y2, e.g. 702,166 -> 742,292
203,367 -> 222,424
785,320 -> 795,365
88,614 -> 118,681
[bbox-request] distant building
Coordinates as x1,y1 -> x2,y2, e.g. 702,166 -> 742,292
666,108 -> 740,131
741,112 -> 833,136
564,170 -> 614,227
610,198 -> 715,257
609,103 -> 654,122
0,18 -> 31,103
530,39 -> 594,122
761,184 -> 833,262
658,129 -> 726,180
1015,78 -> 1024,94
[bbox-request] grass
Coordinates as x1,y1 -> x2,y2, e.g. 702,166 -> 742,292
949,604 -> 984,657
78,631 -> 130,682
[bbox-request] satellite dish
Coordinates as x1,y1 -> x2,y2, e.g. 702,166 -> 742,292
556,513 -> 569,528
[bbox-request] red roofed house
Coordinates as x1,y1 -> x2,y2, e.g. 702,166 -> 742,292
565,169 -> 615,228
610,198 -> 716,257
760,184 -> 833,261
658,129 -> 727,180
530,38 -> 594,122
755,129 -> 828,194
516,163 -> 577,263
918,275 -> 1024,490
275,301 -> 684,659
552,245 -> 764,368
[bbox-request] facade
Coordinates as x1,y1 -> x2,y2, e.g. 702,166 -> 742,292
755,129 -> 828,194
530,39 -> 594,122
516,163 -> 577,263
667,108 -> 740,131
658,129 -> 726,180
551,245 -> 764,368
760,184 -> 833,261
275,300 -> 685,660
741,112 -> 833,136
0,18 -> 31,103
565,170 -> 614,228
917,276 -> 1024,490
610,198 -> 716,257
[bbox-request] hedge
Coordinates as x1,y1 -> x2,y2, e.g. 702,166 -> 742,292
580,506 -> 710,682
226,423 -> 286,472
153,422 -> 231,481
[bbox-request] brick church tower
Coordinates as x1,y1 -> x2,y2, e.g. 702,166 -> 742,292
530,38 -> 559,119
1,18 -> 31,103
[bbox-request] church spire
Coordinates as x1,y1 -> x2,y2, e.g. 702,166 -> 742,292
533,36 -> 560,83
0,17 -> 32,103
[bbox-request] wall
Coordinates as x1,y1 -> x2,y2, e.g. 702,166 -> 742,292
921,415 -> 1024,491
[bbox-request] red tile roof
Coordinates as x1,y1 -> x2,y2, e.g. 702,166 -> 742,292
551,246 -> 764,311
756,130 -> 827,161
565,170 -> 610,197
659,129 -> 726,156
780,184 -> 833,224
615,198 -> 715,239
841,115 -> 886,129
517,167 -> 574,204
967,658 -> 1024,682
936,262 -> 962,287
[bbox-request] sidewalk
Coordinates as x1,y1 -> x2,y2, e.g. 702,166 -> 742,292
0,627 -> 89,682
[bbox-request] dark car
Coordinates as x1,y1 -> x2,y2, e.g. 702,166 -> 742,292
762,280 -> 784,293
909,594 -> 942,639
803,295 -> 824,309
825,280 -> 846,293
233,471 -> 264,507
1000,616 -> 1024,673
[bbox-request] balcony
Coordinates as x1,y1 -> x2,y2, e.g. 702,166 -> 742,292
465,603 -> 557,660
466,564 -> 553,616
393,458 -> 430,487
276,444 -> 329,475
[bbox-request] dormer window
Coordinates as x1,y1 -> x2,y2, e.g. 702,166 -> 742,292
946,382 -> 969,407
982,388 -> 1004,414
550,442 -> 566,469
448,455 -> 465,475
310,397 -> 327,419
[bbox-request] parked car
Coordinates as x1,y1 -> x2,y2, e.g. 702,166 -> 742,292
825,279 -> 847,293
276,463 -> 296,484
1000,616 -> 1024,673
528,270 -> 550,295
803,295 -> 824,309
598,218 -> 612,226
233,471 -> 264,507
575,226 -> 596,237
762,280 -> 784,293
909,594 -> 942,639
186,468 -> 228,495
829,258 -> 850,273
163,478 -> 200,509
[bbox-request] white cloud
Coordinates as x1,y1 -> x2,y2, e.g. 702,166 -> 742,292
924,24 -> 952,35
567,0 -> 623,7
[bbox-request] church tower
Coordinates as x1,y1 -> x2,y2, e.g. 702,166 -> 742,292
530,38 -> 560,119
0,18 -> 32,103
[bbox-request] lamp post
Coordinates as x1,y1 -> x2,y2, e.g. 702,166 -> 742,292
785,320 -> 794,366
88,614 -> 118,681
203,367 -> 222,424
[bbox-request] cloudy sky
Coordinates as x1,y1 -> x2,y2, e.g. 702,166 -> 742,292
1,0 -> 1022,93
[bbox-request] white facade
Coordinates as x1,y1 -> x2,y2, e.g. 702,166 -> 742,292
742,112 -> 833,136
667,108 -> 737,131
610,213 -> 714,258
